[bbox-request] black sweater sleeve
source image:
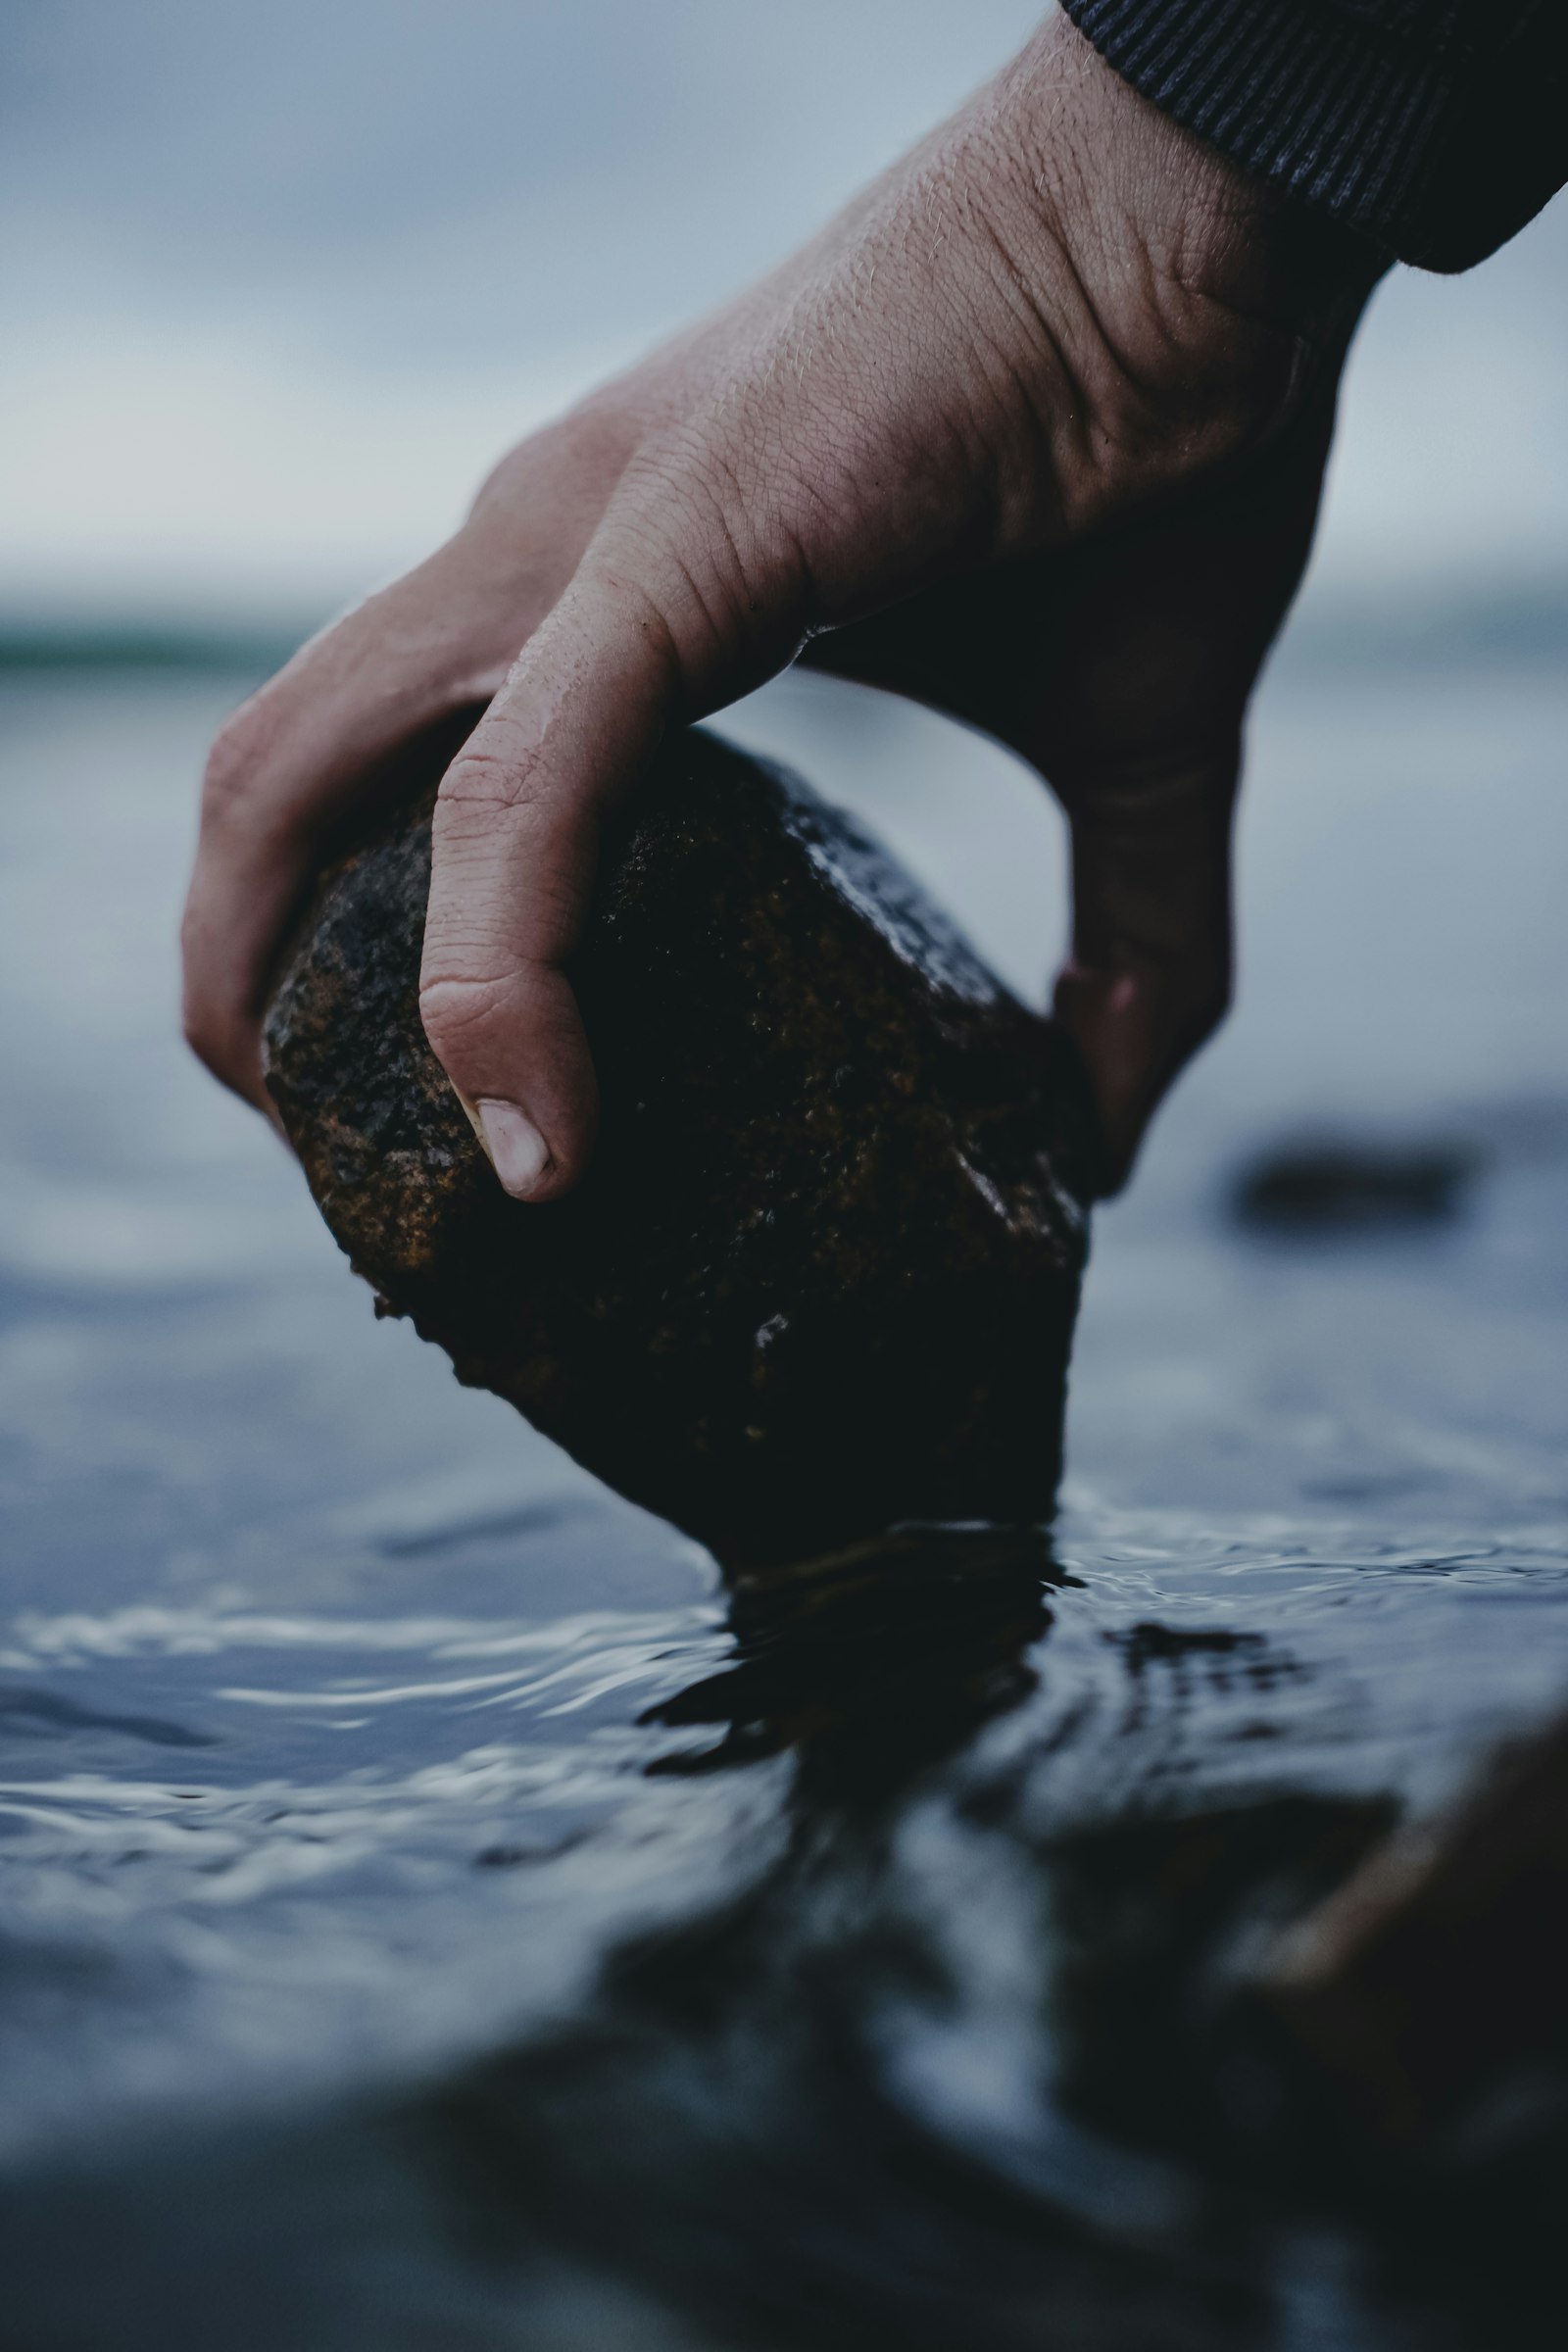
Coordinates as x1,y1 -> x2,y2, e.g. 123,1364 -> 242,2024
1059,0 -> 1568,270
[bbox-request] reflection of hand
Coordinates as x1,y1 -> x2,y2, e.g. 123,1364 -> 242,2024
182,15 -> 1377,1198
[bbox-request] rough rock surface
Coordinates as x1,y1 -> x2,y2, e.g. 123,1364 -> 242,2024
263,722 -> 1096,1565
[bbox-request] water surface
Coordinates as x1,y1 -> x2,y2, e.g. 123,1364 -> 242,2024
0,650 -> 1565,2347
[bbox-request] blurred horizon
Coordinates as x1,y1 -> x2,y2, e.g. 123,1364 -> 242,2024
3,0 -> 1565,647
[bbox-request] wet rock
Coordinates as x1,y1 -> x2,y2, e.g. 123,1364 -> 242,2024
263,721 -> 1096,1566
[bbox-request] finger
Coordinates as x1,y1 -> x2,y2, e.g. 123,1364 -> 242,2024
419,505 -> 808,1200
416,560 -> 684,1200
180,556 -> 521,1114
180,405 -> 640,1116
1051,745 -> 1239,1195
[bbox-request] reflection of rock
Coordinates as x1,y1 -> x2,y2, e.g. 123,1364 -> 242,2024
646,1521 -> 1059,1782
1260,1707 -> 1568,2148
1048,1791 -> 1394,2164
263,722 -> 1096,1565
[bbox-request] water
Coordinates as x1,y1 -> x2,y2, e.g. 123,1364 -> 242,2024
0,648 -> 1564,2348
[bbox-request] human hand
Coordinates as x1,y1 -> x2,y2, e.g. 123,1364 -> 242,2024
182,14 -> 1378,1197
798,358 -> 1351,1186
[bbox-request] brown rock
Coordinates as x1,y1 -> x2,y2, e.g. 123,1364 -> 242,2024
262,720 -> 1096,1566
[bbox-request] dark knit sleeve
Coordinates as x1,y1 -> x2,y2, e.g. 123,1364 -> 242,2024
1058,1 -> 1568,270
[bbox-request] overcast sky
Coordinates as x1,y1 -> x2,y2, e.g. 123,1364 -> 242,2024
3,0 -> 1564,621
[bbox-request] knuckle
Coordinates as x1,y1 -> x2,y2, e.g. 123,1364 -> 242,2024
434,739 -> 542,822
612,470 -> 802,666
416,969 -> 507,1054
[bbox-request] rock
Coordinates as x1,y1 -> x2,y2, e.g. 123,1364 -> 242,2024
262,720 -> 1096,1566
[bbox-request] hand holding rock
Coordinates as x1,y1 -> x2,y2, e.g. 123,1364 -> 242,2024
182,15 -> 1378,1195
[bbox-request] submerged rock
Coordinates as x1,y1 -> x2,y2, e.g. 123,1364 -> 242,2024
263,722 -> 1095,1565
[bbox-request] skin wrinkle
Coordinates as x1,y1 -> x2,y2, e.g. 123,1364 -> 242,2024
1026,192 -> 1259,509
987,143 -> 1199,505
735,301 -> 962,612
637,448 -> 807,679
951,209 -> 1091,545
663,418 -> 821,648
637,528 -> 760,694
422,816 -> 600,973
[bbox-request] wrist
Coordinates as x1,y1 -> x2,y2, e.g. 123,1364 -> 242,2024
985,15 -> 1380,523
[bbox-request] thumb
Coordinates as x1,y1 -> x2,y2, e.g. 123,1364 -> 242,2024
418,512 -> 804,1200
1051,743 -> 1239,1195
417,566 -> 676,1201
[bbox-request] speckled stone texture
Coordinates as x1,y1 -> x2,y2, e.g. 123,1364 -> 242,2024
263,722 -> 1096,1566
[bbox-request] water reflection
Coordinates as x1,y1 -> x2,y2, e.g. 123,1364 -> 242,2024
646,1521 -> 1060,1787
423,1524 -> 1283,2351
412,1525 -> 1568,2351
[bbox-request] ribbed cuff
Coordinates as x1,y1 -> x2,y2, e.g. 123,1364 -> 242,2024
1059,0 -> 1566,271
